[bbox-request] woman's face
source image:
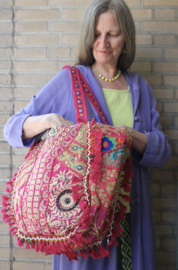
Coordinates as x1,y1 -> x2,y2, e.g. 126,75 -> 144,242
92,10 -> 125,68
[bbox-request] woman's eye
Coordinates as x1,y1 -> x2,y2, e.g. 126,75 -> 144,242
109,33 -> 118,37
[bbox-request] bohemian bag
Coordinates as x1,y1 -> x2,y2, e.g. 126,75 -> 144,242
1,66 -> 133,261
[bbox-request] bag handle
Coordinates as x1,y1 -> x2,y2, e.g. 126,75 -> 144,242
63,65 -> 109,125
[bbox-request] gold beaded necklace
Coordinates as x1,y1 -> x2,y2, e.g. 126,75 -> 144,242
93,64 -> 121,82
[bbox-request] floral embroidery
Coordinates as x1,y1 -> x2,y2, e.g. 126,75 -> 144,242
102,135 -> 124,151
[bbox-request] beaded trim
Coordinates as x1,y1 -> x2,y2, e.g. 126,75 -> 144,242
17,225 -> 79,243
83,121 -> 91,205
107,174 -> 120,245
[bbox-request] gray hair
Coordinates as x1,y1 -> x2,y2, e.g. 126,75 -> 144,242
75,0 -> 135,71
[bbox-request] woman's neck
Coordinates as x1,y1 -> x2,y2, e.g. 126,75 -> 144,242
93,62 -> 118,79
91,64 -> 128,90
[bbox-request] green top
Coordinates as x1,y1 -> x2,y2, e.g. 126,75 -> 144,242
102,87 -> 133,128
102,87 -> 133,213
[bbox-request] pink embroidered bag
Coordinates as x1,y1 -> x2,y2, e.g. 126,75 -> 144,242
1,66 -> 133,261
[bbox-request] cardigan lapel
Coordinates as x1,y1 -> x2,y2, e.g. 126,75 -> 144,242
124,72 -> 142,131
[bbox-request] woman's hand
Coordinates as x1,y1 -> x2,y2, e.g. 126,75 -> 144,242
22,113 -> 74,141
120,126 -> 147,155
44,113 -> 74,129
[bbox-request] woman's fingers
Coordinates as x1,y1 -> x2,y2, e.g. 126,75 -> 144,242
47,113 -> 74,128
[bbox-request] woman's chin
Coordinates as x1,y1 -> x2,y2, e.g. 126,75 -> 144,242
94,58 -> 116,66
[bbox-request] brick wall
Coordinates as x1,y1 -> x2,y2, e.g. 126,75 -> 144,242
0,0 -> 177,269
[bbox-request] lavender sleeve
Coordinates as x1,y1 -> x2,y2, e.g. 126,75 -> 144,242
136,81 -> 170,168
4,68 -> 74,148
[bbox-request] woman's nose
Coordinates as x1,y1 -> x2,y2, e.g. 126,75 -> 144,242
99,35 -> 109,48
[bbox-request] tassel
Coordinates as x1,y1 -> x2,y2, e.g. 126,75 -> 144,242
44,242 -> 51,254
67,251 -> 78,261
120,182 -> 131,193
1,208 -> 10,213
39,240 -> 45,253
119,202 -> 127,215
62,252 -> 71,261
86,247 -> 92,257
17,237 -> 24,247
5,187 -> 12,193
11,176 -> 16,183
30,240 -> 35,249
2,200 -> 10,208
61,240 -> 70,254
112,218 -> 123,238
72,185 -> 82,194
35,242 -> 39,252
112,227 -> 123,238
79,249 -> 88,258
119,194 -> 131,202
90,118 -> 95,127
25,241 -> 30,249
64,251 -> 78,262
8,221 -> 15,226
70,236 -> 78,246
2,194 -> 10,202
2,195 -> 11,208
3,217 -> 12,223
54,241 -> 61,254
97,244 -> 110,258
2,213 -> 10,221
70,233 -> 84,246
75,234 -> 84,245
79,199 -> 87,210
9,227 -> 17,235
110,236 -> 119,246
90,246 -> 100,259
71,175 -> 81,185
120,158 -> 133,194
6,181 -> 14,187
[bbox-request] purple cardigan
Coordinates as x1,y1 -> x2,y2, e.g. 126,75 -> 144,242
4,65 -> 171,270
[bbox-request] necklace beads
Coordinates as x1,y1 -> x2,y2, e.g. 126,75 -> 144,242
93,65 -> 121,82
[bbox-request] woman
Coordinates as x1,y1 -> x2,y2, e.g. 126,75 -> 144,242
4,0 -> 170,270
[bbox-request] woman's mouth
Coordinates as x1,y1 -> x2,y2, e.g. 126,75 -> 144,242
99,50 -> 111,55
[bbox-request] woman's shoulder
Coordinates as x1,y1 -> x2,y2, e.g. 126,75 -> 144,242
124,70 -> 148,84
43,67 -> 71,91
125,71 -> 151,93
51,66 -> 70,82
53,65 -> 90,80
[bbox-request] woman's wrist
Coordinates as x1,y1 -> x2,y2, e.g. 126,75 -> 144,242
22,114 -> 54,140
127,127 -> 147,154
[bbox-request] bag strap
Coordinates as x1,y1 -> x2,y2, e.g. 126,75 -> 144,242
63,65 -> 109,125
63,65 -> 88,123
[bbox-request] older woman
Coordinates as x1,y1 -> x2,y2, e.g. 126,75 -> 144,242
4,0 -> 170,270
